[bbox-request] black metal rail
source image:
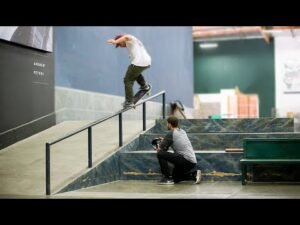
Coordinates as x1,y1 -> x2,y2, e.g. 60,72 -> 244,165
45,91 -> 166,195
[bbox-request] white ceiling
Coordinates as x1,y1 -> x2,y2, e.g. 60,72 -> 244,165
193,26 -> 300,43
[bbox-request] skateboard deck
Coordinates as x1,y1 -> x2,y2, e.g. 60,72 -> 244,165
133,84 -> 152,105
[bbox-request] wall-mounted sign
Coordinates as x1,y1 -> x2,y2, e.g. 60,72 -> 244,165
283,58 -> 300,93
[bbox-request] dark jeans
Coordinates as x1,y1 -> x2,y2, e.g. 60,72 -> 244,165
157,150 -> 197,183
124,64 -> 150,103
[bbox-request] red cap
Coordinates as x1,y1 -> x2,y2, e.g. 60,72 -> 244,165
114,34 -> 123,48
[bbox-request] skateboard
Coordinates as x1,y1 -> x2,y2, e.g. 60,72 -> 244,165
133,84 -> 152,106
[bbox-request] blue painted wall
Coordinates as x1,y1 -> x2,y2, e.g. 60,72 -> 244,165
54,27 -> 194,107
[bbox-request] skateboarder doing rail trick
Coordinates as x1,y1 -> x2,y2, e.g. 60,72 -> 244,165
107,34 -> 152,108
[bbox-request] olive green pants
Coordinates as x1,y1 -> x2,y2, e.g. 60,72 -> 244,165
124,64 -> 150,103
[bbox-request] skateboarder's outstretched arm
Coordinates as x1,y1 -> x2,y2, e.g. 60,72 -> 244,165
107,35 -> 131,46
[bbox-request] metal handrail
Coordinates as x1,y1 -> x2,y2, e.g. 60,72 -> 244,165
46,90 -> 166,195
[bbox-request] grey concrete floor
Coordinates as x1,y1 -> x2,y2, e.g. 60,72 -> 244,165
53,180 -> 300,199
0,119 -> 155,197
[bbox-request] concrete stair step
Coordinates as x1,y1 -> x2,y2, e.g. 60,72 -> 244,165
119,150 -> 242,181
138,132 -> 300,150
151,118 -> 294,133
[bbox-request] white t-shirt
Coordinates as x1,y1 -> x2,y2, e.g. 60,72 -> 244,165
125,35 -> 151,67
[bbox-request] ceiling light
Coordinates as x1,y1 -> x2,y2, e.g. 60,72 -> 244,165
199,43 -> 218,49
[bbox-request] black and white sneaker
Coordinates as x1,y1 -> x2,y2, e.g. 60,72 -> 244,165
140,84 -> 151,91
159,177 -> 174,185
195,170 -> 202,184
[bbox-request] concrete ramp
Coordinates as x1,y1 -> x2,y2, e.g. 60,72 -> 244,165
0,120 -> 155,197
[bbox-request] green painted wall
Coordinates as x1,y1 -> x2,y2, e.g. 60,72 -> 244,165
194,39 -> 275,117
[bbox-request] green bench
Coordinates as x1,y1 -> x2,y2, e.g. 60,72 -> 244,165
240,138 -> 300,185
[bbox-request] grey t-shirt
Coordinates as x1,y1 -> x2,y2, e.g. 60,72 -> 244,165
160,128 -> 197,164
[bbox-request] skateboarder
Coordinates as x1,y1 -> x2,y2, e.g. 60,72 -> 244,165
107,34 -> 151,108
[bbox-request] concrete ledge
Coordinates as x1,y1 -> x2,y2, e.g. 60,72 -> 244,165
55,86 -> 164,123
0,113 -> 56,150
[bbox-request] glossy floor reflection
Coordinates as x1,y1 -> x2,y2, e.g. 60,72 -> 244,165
54,180 -> 300,199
